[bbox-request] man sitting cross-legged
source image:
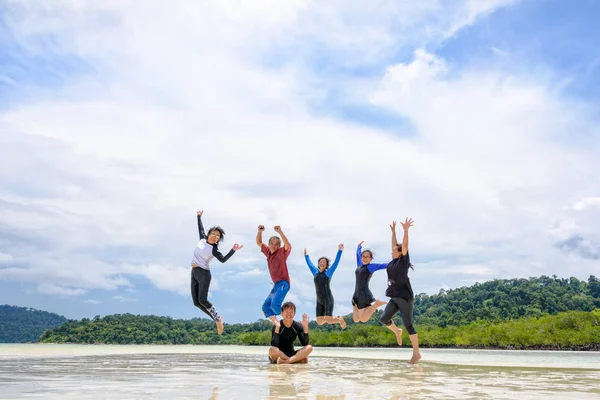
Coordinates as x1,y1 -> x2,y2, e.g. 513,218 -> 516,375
268,302 -> 313,364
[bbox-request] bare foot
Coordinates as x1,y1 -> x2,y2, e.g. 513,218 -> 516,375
393,328 -> 403,346
409,353 -> 422,364
374,299 -> 387,308
277,357 -> 290,364
216,316 -> 224,335
339,317 -> 347,329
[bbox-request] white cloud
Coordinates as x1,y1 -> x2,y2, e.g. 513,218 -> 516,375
37,283 -> 87,296
121,263 -> 189,296
445,0 -> 520,39
1,0 -> 598,323
573,197 -> 600,211
491,46 -> 509,57
239,268 -> 266,277
284,292 -> 302,307
0,252 -> 14,264
113,295 -> 138,303
335,304 -> 353,317
84,299 -> 102,304
420,262 -> 495,277
0,256 -> 132,293
368,49 -> 600,265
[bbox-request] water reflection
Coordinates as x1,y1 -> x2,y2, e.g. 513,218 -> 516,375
266,363 -> 310,399
208,386 -> 218,400
0,347 -> 599,400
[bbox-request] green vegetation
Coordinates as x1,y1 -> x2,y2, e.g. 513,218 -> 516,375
0,305 -> 68,343
36,275 -> 600,350
412,275 -> 600,327
38,309 -> 600,350
40,314 -> 274,345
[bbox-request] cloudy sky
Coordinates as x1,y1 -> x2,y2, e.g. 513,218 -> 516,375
1,0 -> 599,323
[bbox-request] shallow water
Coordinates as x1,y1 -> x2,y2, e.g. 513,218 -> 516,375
0,344 -> 599,399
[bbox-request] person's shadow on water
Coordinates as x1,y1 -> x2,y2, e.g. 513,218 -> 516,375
266,363 -> 310,399
207,385 -> 218,400
316,395 -> 345,399
388,364 -> 424,399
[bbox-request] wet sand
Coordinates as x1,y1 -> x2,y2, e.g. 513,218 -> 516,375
1,344 -> 599,399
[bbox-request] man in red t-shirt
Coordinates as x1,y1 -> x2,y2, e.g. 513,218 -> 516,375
256,225 -> 292,329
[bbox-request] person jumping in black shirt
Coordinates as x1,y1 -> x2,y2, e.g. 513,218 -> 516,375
380,218 -> 421,364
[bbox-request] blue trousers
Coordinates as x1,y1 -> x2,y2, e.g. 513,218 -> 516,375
262,280 -> 290,317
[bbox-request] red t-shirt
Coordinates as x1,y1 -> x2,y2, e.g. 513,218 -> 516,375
261,243 -> 291,284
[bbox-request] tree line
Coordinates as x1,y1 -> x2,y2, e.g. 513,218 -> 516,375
36,275 -> 600,349
38,309 -> 600,350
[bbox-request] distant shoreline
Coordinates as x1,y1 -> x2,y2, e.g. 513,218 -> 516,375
12,342 -> 599,351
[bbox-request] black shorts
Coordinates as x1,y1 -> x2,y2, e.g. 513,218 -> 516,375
316,298 -> 334,317
352,294 -> 375,310
269,349 -> 297,363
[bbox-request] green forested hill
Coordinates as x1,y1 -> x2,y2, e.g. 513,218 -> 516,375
0,305 -> 68,343
37,275 -> 600,349
412,275 -> 600,326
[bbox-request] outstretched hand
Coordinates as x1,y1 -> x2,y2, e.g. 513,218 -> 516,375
232,244 -> 243,251
400,217 -> 414,231
197,210 -> 203,216
258,225 -> 265,231
304,248 -> 307,256
302,313 -> 309,327
274,225 -> 282,233
338,243 -> 344,251
390,221 -> 396,232
358,240 -> 364,246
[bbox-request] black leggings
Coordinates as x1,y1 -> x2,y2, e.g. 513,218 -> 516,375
380,297 -> 417,335
191,267 -> 218,321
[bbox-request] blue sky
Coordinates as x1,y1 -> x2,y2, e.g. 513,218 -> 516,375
1,0 -> 599,324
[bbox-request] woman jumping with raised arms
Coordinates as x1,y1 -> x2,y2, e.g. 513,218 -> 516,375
304,244 -> 347,329
351,241 -> 388,323
380,218 -> 421,364
190,210 -> 242,335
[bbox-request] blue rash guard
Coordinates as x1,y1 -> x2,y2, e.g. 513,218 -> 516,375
305,249 -> 342,317
352,244 -> 387,309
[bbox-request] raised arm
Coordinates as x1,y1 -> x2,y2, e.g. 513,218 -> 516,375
400,217 -> 414,256
256,225 -> 264,248
197,210 -> 206,240
299,314 -> 309,346
356,241 -> 363,266
390,221 -> 398,250
304,248 -> 319,276
274,225 -> 290,251
325,244 -> 344,278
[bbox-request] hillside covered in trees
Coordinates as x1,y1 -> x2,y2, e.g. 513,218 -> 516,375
0,305 -> 68,343
38,275 -> 600,349
412,275 -> 600,327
